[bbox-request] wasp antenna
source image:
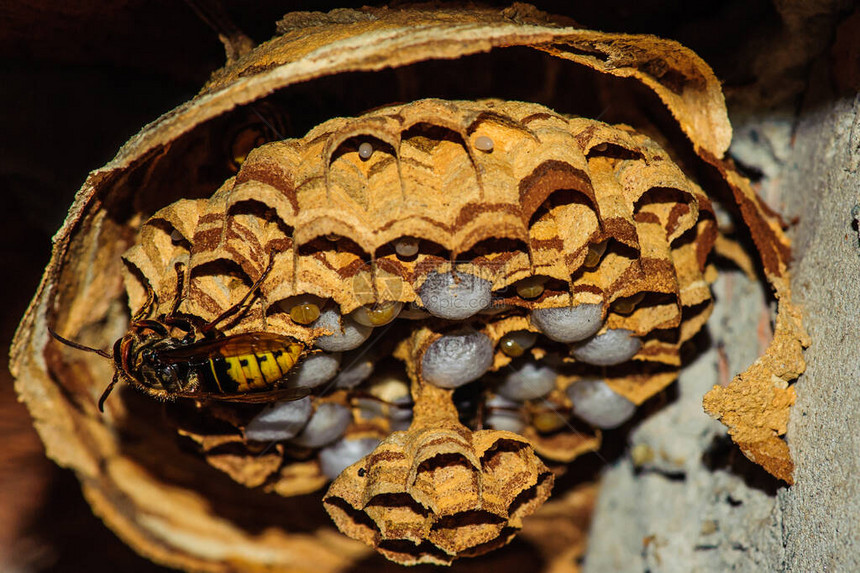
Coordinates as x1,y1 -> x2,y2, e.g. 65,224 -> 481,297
98,372 -> 120,412
48,327 -> 113,359
184,0 -> 255,63
249,105 -> 285,140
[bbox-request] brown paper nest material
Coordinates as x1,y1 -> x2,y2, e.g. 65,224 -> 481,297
9,3 -> 807,571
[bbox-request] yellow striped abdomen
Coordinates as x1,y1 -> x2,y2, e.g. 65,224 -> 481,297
206,344 -> 303,393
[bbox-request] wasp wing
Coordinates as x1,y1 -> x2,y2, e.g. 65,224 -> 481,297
157,332 -> 311,403
157,332 -> 303,363
169,385 -> 313,404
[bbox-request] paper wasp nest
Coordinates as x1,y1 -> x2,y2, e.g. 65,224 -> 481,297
10,4 -> 808,571
120,98 -> 716,562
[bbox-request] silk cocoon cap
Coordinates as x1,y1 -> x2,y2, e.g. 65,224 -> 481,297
566,379 -> 636,429
421,328 -> 493,388
245,397 -> 313,442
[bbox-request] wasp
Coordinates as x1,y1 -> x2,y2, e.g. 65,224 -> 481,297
51,255 -> 312,411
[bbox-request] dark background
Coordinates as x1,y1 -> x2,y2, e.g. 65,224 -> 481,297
1,1 -> 843,570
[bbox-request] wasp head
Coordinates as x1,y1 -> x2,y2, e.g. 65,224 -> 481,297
123,331 -> 191,395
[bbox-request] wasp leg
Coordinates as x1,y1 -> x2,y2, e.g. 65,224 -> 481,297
98,371 -> 121,413
201,253 -> 277,334
130,319 -> 169,336
169,261 -> 188,317
131,278 -> 158,323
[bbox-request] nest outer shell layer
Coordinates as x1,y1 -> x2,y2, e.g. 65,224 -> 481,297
9,3 -> 808,572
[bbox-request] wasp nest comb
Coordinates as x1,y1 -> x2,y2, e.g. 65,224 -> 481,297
117,98 -> 714,562
325,383 -> 553,565
11,4 -> 807,571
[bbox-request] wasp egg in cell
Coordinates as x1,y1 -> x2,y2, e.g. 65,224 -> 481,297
496,362 -> 557,401
572,328 -> 642,366
349,301 -> 403,327
421,328 -> 493,389
394,237 -> 420,259
474,135 -> 494,152
285,295 -> 324,325
531,408 -> 569,433
291,352 -> 341,389
566,379 -> 636,429
290,303 -> 320,325
419,270 -> 492,320
583,241 -> 607,268
244,397 -> 313,442
289,403 -> 352,449
499,330 -> 538,358
612,292 -> 645,315
313,307 -> 373,351
484,395 -> 526,434
530,303 -> 604,343
515,276 -> 546,300
358,141 -> 374,160
319,437 -> 381,480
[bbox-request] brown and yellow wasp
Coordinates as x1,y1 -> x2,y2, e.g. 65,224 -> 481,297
51,256 -> 311,411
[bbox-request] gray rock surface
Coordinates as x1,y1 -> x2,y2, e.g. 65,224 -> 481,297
584,68 -> 860,573
779,92 -> 860,573
584,268 -> 785,572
